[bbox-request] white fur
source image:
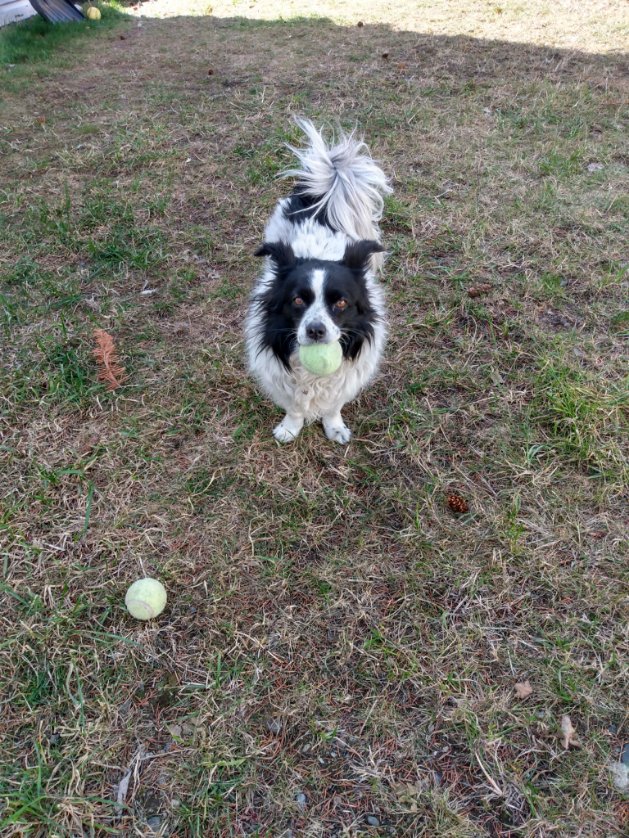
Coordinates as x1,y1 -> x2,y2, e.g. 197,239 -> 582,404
246,120 -> 391,444
283,118 -> 392,242
296,268 -> 341,345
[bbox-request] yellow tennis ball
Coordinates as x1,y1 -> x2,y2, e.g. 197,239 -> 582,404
86,6 -> 101,20
125,578 -> 167,620
299,341 -> 343,376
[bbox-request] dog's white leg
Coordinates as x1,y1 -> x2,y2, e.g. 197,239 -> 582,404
273,413 -> 305,443
322,411 -> 351,444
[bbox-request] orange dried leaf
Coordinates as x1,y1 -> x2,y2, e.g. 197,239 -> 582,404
93,329 -> 127,391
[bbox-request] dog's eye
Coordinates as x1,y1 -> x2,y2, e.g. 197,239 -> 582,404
293,296 -> 305,307
333,299 -> 348,312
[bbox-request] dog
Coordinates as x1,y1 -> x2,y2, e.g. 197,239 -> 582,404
245,119 -> 392,444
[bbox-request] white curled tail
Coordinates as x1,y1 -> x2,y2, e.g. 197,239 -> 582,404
282,118 -> 392,241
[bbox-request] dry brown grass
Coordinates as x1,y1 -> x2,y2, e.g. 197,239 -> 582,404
1,1 -> 627,835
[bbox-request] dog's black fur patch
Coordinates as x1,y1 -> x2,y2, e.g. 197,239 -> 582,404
284,189 -> 334,229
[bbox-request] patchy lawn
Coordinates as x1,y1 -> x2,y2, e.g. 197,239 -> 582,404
1,1 -> 627,835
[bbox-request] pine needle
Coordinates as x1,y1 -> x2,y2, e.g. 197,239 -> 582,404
92,329 -> 127,390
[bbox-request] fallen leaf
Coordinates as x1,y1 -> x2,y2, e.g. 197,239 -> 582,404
561,715 -> 579,749
115,769 -> 132,810
392,781 -> 424,812
514,680 -> 533,699
92,329 -> 127,390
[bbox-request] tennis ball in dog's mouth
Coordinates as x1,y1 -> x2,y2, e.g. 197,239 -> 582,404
125,578 -> 167,620
86,6 -> 101,19
298,341 -> 343,376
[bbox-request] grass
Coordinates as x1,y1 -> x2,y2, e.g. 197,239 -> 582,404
1,1 -> 628,835
0,3 -> 126,95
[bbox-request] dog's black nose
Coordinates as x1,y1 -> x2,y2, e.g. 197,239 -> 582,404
305,321 -> 327,342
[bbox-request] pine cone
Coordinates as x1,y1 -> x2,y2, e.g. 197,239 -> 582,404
447,493 -> 469,514
468,283 -> 492,298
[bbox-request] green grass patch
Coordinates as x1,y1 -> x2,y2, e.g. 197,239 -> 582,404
0,4 -> 127,94
531,357 -> 627,474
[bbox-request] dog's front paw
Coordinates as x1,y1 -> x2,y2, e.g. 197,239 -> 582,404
273,424 -> 298,444
273,416 -> 304,443
323,419 -> 352,445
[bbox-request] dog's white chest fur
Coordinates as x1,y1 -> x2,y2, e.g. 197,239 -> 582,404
249,338 -> 383,423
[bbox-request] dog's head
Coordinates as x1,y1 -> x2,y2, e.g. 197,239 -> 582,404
254,240 -> 384,369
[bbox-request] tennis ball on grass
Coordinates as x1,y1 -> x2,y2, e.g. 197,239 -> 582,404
125,578 -> 167,620
86,6 -> 101,20
299,341 -> 343,376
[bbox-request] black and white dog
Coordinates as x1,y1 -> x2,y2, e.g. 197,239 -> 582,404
246,119 -> 392,444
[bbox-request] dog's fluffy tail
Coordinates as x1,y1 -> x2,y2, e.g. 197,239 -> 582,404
283,118 -> 392,241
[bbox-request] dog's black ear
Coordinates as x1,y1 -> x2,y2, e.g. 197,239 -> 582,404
255,241 -> 296,268
342,240 -> 385,271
